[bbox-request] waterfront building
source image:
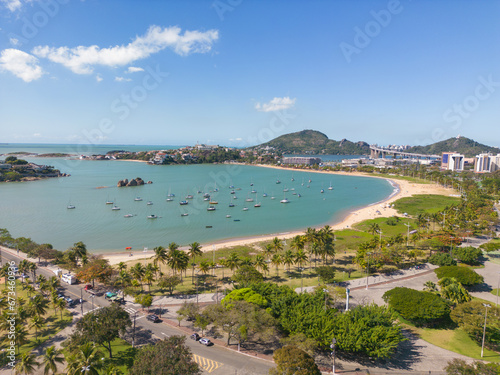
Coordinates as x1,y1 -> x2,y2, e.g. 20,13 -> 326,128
282,156 -> 322,165
475,153 -> 500,173
441,152 -> 464,171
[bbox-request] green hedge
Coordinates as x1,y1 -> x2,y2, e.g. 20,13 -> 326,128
428,253 -> 456,267
383,287 -> 450,327
434,266 -> 484,286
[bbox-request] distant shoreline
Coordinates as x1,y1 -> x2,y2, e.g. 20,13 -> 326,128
96,169 -> 457,265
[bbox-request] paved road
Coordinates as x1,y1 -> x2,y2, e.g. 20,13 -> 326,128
0,248 -> 274,375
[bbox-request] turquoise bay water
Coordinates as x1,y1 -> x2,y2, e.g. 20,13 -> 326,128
0,151 -> 394,253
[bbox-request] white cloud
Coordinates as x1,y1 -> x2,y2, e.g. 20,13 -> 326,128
1,0 -> 22,12
32,25 -> 219,75
126,66 -> 144,73
255,97 -> 296,112
0,49 -> 43,82
95,74 -> 103,82
115,76 -> 131,82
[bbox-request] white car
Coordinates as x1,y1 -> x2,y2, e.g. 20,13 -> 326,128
199,338 -> 213,346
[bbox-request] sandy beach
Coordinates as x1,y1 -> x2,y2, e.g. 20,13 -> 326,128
100,167 -> 457,266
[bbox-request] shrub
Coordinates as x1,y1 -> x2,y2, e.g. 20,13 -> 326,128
385,217 -> 399,226
222,288 -> 268,308
316,266 -> 336,284
434,266 -> 484,286
452,246 -> 483,265
428,253 -> 457,267
479,242 -> 500,252
383,287 -> 450,327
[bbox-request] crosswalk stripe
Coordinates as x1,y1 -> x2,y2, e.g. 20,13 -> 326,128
192,354 -> 223,373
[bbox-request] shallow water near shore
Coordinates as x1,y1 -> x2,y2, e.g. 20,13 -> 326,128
0,156 -> 393,252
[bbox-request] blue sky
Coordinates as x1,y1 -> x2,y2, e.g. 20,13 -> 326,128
1,0 -> 499,148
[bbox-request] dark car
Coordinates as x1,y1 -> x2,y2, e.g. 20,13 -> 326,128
199,338 -> 213,346
146,314 -> 160,323
84,284 -> 93,291
190,333 -> 200,341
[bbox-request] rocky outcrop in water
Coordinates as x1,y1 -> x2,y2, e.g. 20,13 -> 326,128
117,177 -> 146,187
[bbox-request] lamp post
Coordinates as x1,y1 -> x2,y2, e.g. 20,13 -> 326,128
365,252 -> 372,290
330,337 -> 337,374
404,223 -> 411,247
496,272 -> 500,307
481,303 -> 491,358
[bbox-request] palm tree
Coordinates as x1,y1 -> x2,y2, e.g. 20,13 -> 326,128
27,262 -> 37,286
253,255 -> 267,275
55,298 -> 66,321
294,249 -> 308,271
282,250 -> 295,273
143,270 -> 155,292
117,262 -> 127,272
14,352 -> 38,375
271,237 -> 284,253
188,242 -> 203,260
28,294 -> 48,317
262,243 -> 274,261
72,241 -> 88,265
114,270 -> 132,289
65,342 -> 102,375
29,315 -> 45,342
103,365 -> 124,375
152,246 -> 168,275
224,252 -> 240,274
167,249 -> 189,280
271,253 -> 282,277
198,261 -> 211,275
47,276 -> 60,292
368,223 -> 380,236
130,263 -> 145,290
40,346 -> 64,375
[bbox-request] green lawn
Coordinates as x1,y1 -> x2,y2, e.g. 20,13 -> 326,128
414,327 -> 499,362
0,280 -> 73,356
100,338 -> 136,373
353,217 -> 417,238
392,194 -> 461,216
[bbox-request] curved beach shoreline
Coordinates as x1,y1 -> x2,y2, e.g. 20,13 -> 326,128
99,168 -> 456,265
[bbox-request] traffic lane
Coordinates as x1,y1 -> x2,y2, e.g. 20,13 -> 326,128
137,317 -> 274,374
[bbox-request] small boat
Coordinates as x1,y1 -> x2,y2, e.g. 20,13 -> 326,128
292,192 -> 297,195
203,193 -> 210,198
112,205 -> 120,210
271,196 -> 276,200
242,207 -> 249,211
245,198 -> 254,202
251,190 -> 257,194
233,219 -> 240,222
254,203 -> 261,207
280,198 -> 289,204
308,179 -> 312,183
233,196 -> 238,199
206,225 -> 212,228
298,194 -> 301,197
226,214 -> 231,218
105,200 -> 113,205
181,213 -> 189,216
147,214 -> 158,219
236,187 -> 242,191
290,188 -> 295,191
166,198 -> 174,202
124,214 -> 133,218
186,195 -> 194,199
167,193 -> 175,197
320,189 -> 324,193
283,188 -> 289,192
229,203 -> 235,207
134,197 -> 143,201
207,206 -> 216,211
276,180 -> 281,184
209,200 -> 218,204
229,185 -> 234,189
197,190 -> 202,194
67,204 -> 75,209
328,182 -> 333,190
147,201 -> 153,205
291,176 -> 295,181
262,193 -> 268,197
204,197 -> 209,201
179,201 -> 188,205
230,190 -> 235,194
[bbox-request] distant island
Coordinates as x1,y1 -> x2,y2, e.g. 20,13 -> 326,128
0,156 -> 68,182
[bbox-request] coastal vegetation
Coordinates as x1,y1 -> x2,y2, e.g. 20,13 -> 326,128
0,156 -> 64,182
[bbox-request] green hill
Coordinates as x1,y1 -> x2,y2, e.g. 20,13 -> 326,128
406,137 -> 500,158
257,130 -> 370,155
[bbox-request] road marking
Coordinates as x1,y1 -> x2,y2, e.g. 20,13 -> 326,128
125,307 -> 136,314
83,306 -> 102,315
161,332 -> 169,336
192,354 -> 223,373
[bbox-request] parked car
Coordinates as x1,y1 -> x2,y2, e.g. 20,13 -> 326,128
84,284 -> 93,291
146,314 -> 160,323
65,296 -> 74,305
199,338 -> 213,346
190,333 -> 200,341
104,292 -> 117,300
